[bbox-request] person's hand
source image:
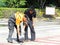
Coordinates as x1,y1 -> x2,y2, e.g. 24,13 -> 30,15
24,22 -> 28,25
23,17 -> 27,22
32,22 -> 34,27
19,35 -> 23,39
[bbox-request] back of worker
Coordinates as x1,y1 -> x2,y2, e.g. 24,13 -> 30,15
7,11 -> 24,43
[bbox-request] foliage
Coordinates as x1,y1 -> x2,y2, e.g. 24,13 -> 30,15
0,8 -> 27,18
5,0 -> 20,8
56,8 -> 60,16
0,0 -> 60,8
0,8 -> 60,18
0,0 -> 6,7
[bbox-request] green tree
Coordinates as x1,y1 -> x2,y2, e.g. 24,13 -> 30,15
0,0 -> 6,7
25,0 -> 46,8
5,0 -> 20,8
25,0 -> 35,7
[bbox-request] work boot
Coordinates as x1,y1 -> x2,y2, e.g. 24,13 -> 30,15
7,40 -> 13,43
17,39 -> 23,43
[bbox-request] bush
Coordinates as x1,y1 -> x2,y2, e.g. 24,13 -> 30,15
56,8 -> 60,17
0,8 -> 27,18
0,8 -> 60,19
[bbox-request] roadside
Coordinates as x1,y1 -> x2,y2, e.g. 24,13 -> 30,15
0,17 -> 60,26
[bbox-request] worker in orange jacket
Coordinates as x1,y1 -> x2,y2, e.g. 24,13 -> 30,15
7,11 -> 26,43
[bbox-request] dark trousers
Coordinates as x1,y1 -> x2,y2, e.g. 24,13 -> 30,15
8,21 -> 21,41
24,20 -> 35,41
17,26 -> 21,40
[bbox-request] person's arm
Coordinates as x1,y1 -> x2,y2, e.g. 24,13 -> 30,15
15,15 -> 21,37
16,25 -> 20,36
33,9 -> 36,18
32,10 -> 36,26
23,16 -> 27,22
32,18 -> 37,26
23,16 -> 28,26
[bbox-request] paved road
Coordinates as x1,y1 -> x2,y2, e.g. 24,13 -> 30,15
0,25 -> 60,45
0,19 -> 60,45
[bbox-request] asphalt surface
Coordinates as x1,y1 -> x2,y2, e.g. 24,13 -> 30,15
0,19 -> 60,45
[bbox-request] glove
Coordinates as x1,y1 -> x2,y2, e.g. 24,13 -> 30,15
19,35 -> 23,39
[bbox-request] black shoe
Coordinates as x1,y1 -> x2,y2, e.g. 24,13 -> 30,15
8,41 -> 13,43
17,39 -> 23,43
31,39 -> 35,41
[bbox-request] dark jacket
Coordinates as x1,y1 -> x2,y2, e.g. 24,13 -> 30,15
24,9 -> 36,21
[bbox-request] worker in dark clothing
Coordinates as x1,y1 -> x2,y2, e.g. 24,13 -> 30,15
7,12 -> 26,43
24,7 -> 36,41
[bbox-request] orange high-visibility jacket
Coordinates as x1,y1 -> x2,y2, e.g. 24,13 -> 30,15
15,12 -> 24,25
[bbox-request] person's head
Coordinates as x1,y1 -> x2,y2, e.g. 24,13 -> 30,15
29,9 -> 34,14
29,6 -> 35,14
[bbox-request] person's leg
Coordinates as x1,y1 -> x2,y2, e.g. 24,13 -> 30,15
15,25 -> 21,40
14,25 -> 23,42
24,25 -> 28,40
7,22 -> 14,43
28,21 -> 35,41
31,26 -> 35,41
19,26 -> 21,35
